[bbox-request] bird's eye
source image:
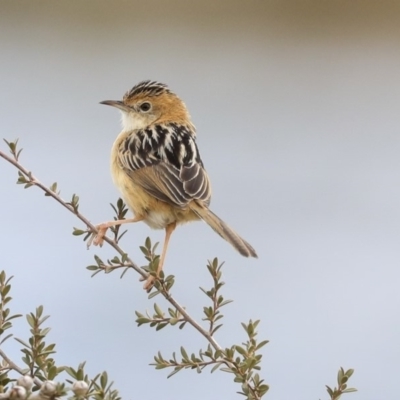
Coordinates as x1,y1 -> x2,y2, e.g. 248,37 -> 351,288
139,102 -> 152,112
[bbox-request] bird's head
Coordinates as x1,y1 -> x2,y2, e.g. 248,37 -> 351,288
100,80 -> 192,132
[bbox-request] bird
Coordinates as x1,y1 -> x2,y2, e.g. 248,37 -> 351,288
95,80 -> 257,290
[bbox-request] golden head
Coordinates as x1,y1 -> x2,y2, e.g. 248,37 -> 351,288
100,80 -> 192,131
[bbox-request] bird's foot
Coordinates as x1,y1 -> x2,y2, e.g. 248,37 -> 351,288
87,224 -> 109,248
143,275 -> 156,292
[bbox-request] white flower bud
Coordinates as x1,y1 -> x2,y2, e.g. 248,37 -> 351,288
71,381 -> 88,397
0,393 -> 10,400
16,376 -> 34,391
8,386 -> 26,400
39,381 -> 56,397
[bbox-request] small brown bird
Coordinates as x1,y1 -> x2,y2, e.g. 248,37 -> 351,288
95,80 -> 257,289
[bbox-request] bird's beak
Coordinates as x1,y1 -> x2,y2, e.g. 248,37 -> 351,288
100,100 -> 131,112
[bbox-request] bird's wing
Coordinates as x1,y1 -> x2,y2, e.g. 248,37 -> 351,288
118,123 -> 211,208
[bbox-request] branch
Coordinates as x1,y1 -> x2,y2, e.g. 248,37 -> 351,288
0,146 -> 144,280
0,141 -> 262,399
0,348 -> 42,388
0,146 -> 223,350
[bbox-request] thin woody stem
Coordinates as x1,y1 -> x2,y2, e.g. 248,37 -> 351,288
0,149 -> 224,349
0,348 -> 42,388
0,149 -> 145,279
0,148 -> 260,399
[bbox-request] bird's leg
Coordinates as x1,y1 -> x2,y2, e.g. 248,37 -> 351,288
144,221 -> 176,291
89,215 -> 144,247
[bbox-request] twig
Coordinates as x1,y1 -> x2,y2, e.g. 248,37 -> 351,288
0,348 -> 42,387
0,149 -> 145,279
0,149 -> 225,348
0,147 -> 260,399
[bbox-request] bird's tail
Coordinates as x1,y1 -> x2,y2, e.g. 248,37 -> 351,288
190,203 -> 258,258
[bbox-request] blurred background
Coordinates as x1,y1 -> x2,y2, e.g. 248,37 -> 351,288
1,1 -> 400,399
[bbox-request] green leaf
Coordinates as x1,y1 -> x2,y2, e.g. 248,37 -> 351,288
326,386 -> 333,396
154,303 -> 164,317
337,368 -> 344,384
26,313 -> 35,328
45,182 -> 59,196
211,324 -> 223,335
155,323 -> 168,331
14,337 -> 30,348
148,290 -> 160,299
145,237 -> 151,249
219,299 -> 233,307
235,346 -> 247,357
139,246 -> 148,256
258,384 -> 269,395
210,363 -> 222,373
48,365 -> 58,380
72,228 -> 86,236
345,369 -> 354,378
100,371 -> 108,389
2,284 -> 11,296
110,256 -> 120,264
3,138 -> 13,149
178,321 -> 186,329
110,203 -> 118,215
0,333 -> 13,344
256,340 -> 269,350
136,317 -> 150,325
76,368 -> 84,381
180,346 -> 189,360
167,366 -> 183,378
342,388 -> 357,393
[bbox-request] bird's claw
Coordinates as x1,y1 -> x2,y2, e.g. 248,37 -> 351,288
87,224 -> 109,248
141,274 -> 157,292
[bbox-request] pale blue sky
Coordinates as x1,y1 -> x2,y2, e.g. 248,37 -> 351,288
1,1 -> 400,399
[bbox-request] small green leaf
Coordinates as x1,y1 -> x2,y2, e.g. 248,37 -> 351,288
72,228 -> 86,236
148,290 -> 160,299
219,299 -> 233,307
139,246 -> 148,255
211,324 -> 223,334
342,388 -> 357,393
337,368 -> 344,384
0,333 -> 13,344
179,321 -> 186,329
345,369 -> 354,378
136,317 -> 150,325
154,303 -> 164,317
180,346 -> 189,360
167,366 -> 183,378
100,371 -> 108,389
258,384 -> 270,395
210,362 -> 222,373
155,323 -> 168,331
256,340 -> 269,350
145,237 -> 151,249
